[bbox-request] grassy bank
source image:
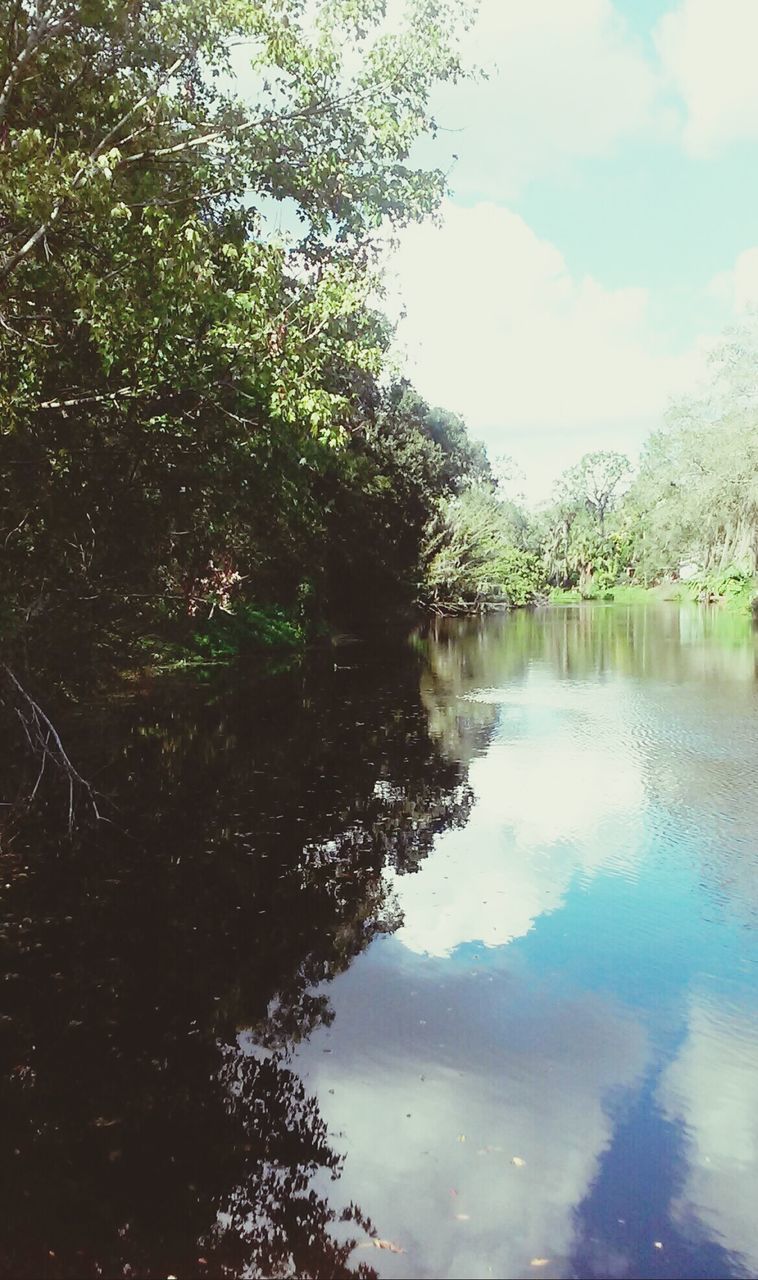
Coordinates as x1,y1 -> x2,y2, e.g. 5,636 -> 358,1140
550,573 -> 758,613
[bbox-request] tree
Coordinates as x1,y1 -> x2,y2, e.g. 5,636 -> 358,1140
422,482 -> 546,609
0,0 -> 475,656
625,323 -> 758,583
557,451 -> 632,532
535,450 -> 632,594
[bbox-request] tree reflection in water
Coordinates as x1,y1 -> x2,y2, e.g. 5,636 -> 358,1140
0,648 -> 473,1278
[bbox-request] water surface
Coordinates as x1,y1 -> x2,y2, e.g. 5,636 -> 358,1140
1,604 -> 757,1279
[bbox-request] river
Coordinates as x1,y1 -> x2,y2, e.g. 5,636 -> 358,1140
1,603 -> 757,1279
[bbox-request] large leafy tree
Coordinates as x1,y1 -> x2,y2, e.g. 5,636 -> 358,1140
0,0 -> 474,651
556,450 -> 631,533
539,450 -> 632,592
626,324 -> 758,582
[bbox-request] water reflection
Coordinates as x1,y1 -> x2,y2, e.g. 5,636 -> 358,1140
419,606 -> 758,699
295,950 -> 650,1280
0,650 -> 471,1278
1,605 -> 757,1279
394,673 -> 645,956
293,604 -> 757,1279
658,995 -> 758,1276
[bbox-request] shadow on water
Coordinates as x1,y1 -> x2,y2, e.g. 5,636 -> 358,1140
0,646 -> 473,1279
2,605 -> 757,1280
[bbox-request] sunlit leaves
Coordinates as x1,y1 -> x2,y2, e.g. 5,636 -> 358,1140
0,0 -> 477,647
422,483 -> 546,608
626,323 -> 758,582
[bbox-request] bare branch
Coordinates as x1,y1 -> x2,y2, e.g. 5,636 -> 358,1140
3,507 -> 30,546
29,729 -> 49,802
2,665 -> 106,827
90,50 -> 189,164
39,384 -> 158,410
119,96 -> 329,166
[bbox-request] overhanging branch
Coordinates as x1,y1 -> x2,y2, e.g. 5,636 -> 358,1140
1,665 -> 105,828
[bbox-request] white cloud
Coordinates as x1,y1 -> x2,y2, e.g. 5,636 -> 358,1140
655,0 -> 758,154
385,200 -> 703,495
295,960 -> 648,1280
658,995 -> 758,1274
391,673 -> 644,958
708,246 -> 758,314
420,0 -> 662,199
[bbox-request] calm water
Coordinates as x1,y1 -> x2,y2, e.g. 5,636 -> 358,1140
1,605 -> 757,1279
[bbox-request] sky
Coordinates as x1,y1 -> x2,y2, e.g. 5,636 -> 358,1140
382,0 -> 758,503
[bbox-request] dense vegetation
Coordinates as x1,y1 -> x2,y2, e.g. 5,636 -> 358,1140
424,340 -> 758,611
421,480 -> 545,611
625,326 -> 758,600
536,326 -> 758,609
0,0 -> 755,691
0,0 -> 490,669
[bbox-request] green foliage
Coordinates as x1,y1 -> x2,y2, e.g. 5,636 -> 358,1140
538,335 -> 757,611
537,450 -> 633,595
556,451 -> 632,530
548,587 -> 584,603
5,0 -> 754,656
422,484 -> 546,608
685,567 -> 757,612
193,603 -> 305,660
0,0 -> 477,660
625,323 -> 758,585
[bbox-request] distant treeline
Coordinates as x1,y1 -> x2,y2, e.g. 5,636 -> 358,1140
419,322 -> 758,614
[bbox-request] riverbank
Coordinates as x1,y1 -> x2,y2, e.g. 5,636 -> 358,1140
550,576 -> 758,613
163,578 -> 758,672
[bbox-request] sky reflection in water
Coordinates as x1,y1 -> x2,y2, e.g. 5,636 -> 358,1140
1,604 -> 757,1279
291,606 -> 758,1280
